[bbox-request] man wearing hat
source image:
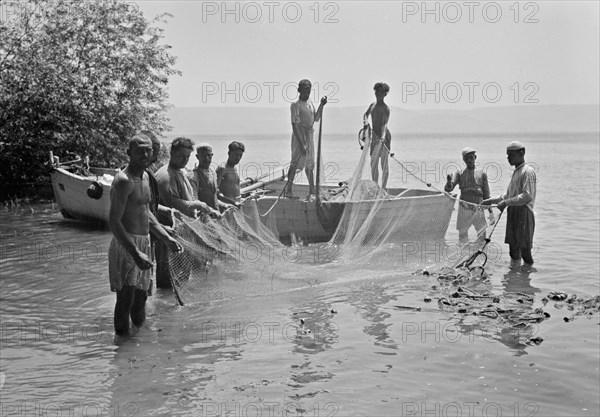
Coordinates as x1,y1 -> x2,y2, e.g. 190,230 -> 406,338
445,147 -> 493,241
482,141 -> 537,267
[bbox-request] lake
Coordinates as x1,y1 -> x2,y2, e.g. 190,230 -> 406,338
1,132 -> 598,416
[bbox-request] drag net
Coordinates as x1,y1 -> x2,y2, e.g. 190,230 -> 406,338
328,126 -> 457,254
166,124 -> 502,305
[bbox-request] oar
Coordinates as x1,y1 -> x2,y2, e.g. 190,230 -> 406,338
240,165 -> 287,189
240,169 -> 286,195
315,106 -> 323,203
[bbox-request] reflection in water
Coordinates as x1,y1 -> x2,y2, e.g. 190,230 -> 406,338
349,281 -> 399,354
2,196 -> 600,416
502,266 -> 541,296
285,297 -> 340,410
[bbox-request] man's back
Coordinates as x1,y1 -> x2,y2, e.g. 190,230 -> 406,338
370,102 -> 390,138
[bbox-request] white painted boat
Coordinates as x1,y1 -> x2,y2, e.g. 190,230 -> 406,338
49,154 -> 117,224
248,180 -> 455,244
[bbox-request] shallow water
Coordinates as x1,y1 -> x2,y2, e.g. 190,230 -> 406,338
1,133 -> 598,416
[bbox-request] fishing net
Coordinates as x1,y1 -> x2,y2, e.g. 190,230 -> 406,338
162,124 -> 599,343
164,122 -> 501,306
328,126 -> 456,250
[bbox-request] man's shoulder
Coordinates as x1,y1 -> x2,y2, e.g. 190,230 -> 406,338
155,164 -> 168,176
111,170 -> 138,195
113,169 -> 133,184
155,164 -> 180,184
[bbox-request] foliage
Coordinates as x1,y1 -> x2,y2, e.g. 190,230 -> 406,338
0,0 -> 180,188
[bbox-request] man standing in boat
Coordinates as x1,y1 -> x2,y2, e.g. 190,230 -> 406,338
284,79 -> 327,201
482,141 -> 537,268
108,134 -> 182,336
364,82 -> 391,190
189,143 -> 235,212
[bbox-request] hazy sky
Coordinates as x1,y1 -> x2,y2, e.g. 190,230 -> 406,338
135,1 -> 600,109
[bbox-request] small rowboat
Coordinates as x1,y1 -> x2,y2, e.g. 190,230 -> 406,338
49,152 -> 117,224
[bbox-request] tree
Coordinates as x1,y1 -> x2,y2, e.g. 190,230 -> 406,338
0,0 -> 180,192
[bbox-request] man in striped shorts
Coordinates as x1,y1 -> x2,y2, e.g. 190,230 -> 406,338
483,141 -> 537,267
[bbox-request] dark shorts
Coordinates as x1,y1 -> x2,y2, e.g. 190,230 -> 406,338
505,206 -> 535,249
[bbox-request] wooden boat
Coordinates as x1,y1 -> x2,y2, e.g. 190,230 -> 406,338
49,153 -> 117,224
245,118 -> 455,244
245,180 -> 456,244
49,151 -> 455,244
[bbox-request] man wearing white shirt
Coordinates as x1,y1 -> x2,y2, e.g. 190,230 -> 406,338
483,141 -> 537,267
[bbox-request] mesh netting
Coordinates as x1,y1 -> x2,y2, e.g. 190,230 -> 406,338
165,126 -> 500,306
329,128 -> 456,250
161,123 -> 598,343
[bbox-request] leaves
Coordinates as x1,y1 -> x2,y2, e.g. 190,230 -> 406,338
0,0 -> 179,189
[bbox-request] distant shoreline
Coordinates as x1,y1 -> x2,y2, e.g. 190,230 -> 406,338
164,130 -> 600,138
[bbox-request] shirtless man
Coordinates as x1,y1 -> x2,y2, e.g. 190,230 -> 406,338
108,135 -> 181,336
363,82 -> 391,189
216,141 -> 245,204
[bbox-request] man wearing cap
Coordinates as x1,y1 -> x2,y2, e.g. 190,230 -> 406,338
482,141 -> 537,267
445,147 -> 493,241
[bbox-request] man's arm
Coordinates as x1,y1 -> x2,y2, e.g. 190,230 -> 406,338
363,104 -> 372,126
314,96 -> 327,122
501,170 -> 536,208
482,187 -> 508,208
218,192 -> 238,206
108,175 -> 152,270
481,172 -> 493,213
215,166 -> 224,188
292,123 -> 306,152
156,172 -> 202,217
148,210 -> 181,252
445,171 -> 459,193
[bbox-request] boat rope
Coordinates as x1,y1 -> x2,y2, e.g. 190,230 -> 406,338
258,145 -> 305,217
381,141 -> 498,214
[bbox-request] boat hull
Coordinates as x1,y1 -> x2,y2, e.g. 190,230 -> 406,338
252,181 -> 455,244
50,167 -> 116,224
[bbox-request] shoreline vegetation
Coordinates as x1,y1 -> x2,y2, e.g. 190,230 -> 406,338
0,1 -> 178,199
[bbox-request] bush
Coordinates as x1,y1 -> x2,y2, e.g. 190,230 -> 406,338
0,0 -> 180,191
